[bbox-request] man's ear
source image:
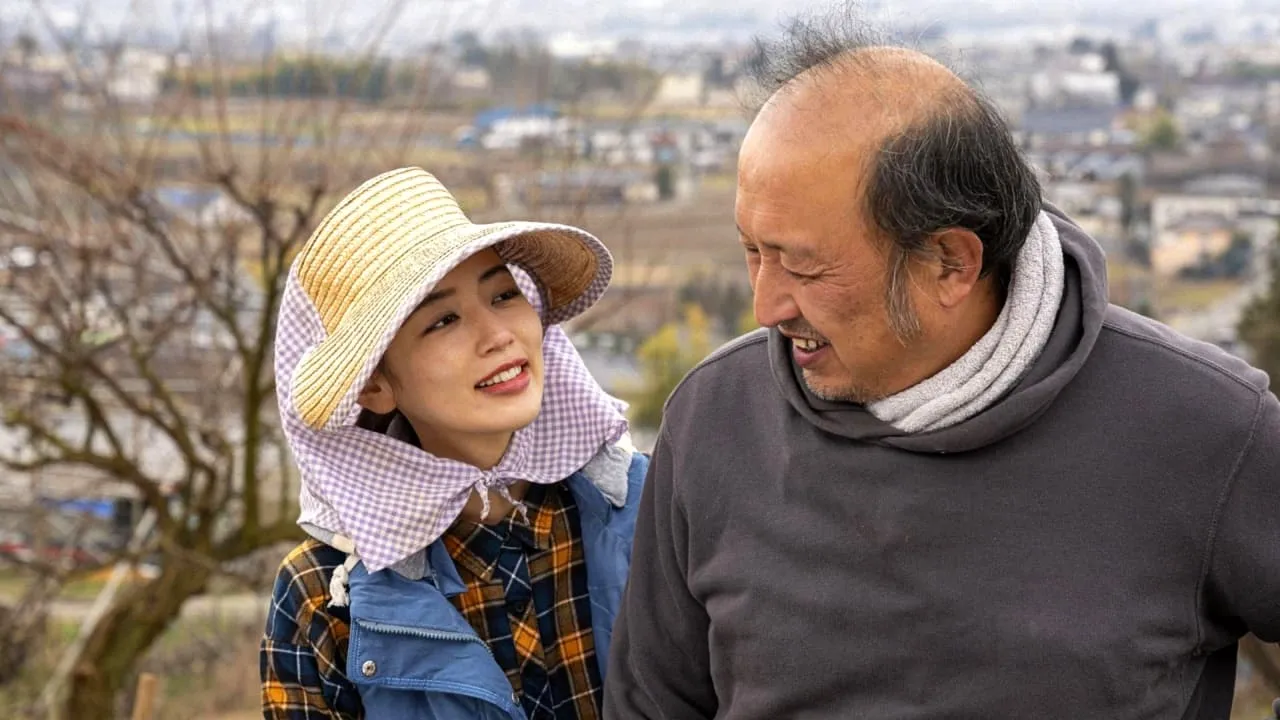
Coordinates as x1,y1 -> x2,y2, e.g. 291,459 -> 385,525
357,369 -> 397,415
928,228 -> 985,309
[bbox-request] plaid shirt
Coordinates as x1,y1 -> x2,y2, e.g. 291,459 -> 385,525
443,481 -> 603,719
260,539 -> 360,719
259,482 -> 600,719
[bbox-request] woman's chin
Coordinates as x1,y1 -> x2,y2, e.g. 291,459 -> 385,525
484,394 -> 544,435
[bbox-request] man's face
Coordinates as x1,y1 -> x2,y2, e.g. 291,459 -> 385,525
735,112 -> 932,404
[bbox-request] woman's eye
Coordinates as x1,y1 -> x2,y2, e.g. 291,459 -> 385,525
494,288 -> 523,304
425,313 -> 458,333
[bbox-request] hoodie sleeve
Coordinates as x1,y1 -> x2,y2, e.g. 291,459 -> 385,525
604,424 -> 718,718
1203,389 -> 1280,644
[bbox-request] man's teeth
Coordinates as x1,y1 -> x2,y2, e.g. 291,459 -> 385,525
794,338 -> 825,352
479,366 -> 523,387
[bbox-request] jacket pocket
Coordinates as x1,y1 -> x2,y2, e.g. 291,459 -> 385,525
348,618 -> 524,719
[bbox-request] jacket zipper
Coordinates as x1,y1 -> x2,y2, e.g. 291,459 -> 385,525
355,618 -> 495,657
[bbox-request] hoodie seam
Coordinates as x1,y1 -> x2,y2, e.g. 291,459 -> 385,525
1099,321 -> 1265,394
1192,391 -> 1264,654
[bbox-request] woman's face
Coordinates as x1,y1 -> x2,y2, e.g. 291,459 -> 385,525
357,249 -> 545,465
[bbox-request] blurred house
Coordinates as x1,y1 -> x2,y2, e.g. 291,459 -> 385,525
1152,211 -> 1236,276
515,168 -> 659,206
653,72 -> 704,108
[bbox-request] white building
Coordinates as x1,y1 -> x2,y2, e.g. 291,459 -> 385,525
653,72 -> 704,107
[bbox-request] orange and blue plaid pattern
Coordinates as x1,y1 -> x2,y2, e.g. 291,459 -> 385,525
443,481 -> 602,719
259,482 -> 600,719
260,539 -> 362,719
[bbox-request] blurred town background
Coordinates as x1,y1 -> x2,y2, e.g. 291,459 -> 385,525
1,0 -> 1280,717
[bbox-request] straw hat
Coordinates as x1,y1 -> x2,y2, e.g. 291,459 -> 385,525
285,166 -> 612,431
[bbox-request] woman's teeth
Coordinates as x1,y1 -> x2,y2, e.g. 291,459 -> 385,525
478,366 -> 523,387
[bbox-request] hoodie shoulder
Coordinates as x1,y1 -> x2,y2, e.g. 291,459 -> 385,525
697,327 -> 771,369
660,328 -> 776,431
665,329 -> 770,404
1101,305 -> 1270,395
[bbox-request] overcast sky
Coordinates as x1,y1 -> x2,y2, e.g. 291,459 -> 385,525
4,0 -> 1277,51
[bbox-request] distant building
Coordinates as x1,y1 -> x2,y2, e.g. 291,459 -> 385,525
451,66 -> 492,93
0,65 -> 63,108
154,185 -> 252,229
1147,191 -> 1279,277
1028,149 -> 1143,183
1150,192 -> 1280,239
461,105 -> 570,151
1028,53 -> 1121,109
106,48 -> 170,104
1018,107 -> 1122,150
1152,211 -> 1235,276
1043,180 -> 1127,257
1175,82 -> 1267,140
572,287 -> 674,338
516,169 -> 659,207
653,72 -> 704,107
1182,174 -> 1266,197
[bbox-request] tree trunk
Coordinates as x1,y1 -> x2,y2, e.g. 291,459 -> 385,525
0,572 -> 59,686
59,562 -> 211,720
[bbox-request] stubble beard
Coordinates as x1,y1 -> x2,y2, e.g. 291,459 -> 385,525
800,369 -> 886,405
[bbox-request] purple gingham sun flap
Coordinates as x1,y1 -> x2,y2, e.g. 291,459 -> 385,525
275,229 -> 628,572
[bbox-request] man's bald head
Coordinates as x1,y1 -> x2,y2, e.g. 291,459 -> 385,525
742,17 -> 1042,298
770,46 -> 963,104
753,46 -> 977,170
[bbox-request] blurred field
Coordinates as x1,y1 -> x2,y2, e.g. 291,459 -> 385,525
0,597 -> 264,719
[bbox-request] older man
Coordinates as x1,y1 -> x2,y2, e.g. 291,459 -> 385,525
603,15 -> 1280,720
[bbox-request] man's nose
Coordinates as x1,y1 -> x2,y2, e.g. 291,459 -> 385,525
752,262 -> 800,328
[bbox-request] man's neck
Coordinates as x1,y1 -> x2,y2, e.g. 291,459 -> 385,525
887,283 -> 1005,398
942,283 -> 1005,368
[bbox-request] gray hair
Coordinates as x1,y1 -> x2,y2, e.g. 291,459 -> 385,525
744,4 -> 1042,341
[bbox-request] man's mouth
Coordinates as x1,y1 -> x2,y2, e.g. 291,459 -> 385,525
476,362 -> 527,388
791,337 -> 829,352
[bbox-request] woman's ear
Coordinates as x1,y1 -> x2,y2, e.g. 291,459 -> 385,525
357,370 -> 397,415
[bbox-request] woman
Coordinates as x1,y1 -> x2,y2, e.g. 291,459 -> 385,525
260,167 -> 645,719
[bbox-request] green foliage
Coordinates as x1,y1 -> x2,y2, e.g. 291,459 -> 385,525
675,273 -> 752,338
1228,61 -> 1280,81
627,304 -> 712,430
1140,113 -> 1181,152
1117,172 -> 1138,232
161,58 -> 392,101
655,164 -> 675,200
1239,229 -> 1280,389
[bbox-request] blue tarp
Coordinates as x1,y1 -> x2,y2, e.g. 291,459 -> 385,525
472,103 -> 559,131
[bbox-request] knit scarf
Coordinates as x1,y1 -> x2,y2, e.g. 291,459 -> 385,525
867,211 -> 1064,434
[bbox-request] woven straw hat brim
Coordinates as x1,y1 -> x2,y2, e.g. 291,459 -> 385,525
289,220 -> 611,431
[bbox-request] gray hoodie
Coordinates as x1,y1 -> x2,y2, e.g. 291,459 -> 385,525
604,208 -> 1280,719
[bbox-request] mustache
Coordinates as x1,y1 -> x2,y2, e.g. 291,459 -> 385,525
778,320 -> 825,342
